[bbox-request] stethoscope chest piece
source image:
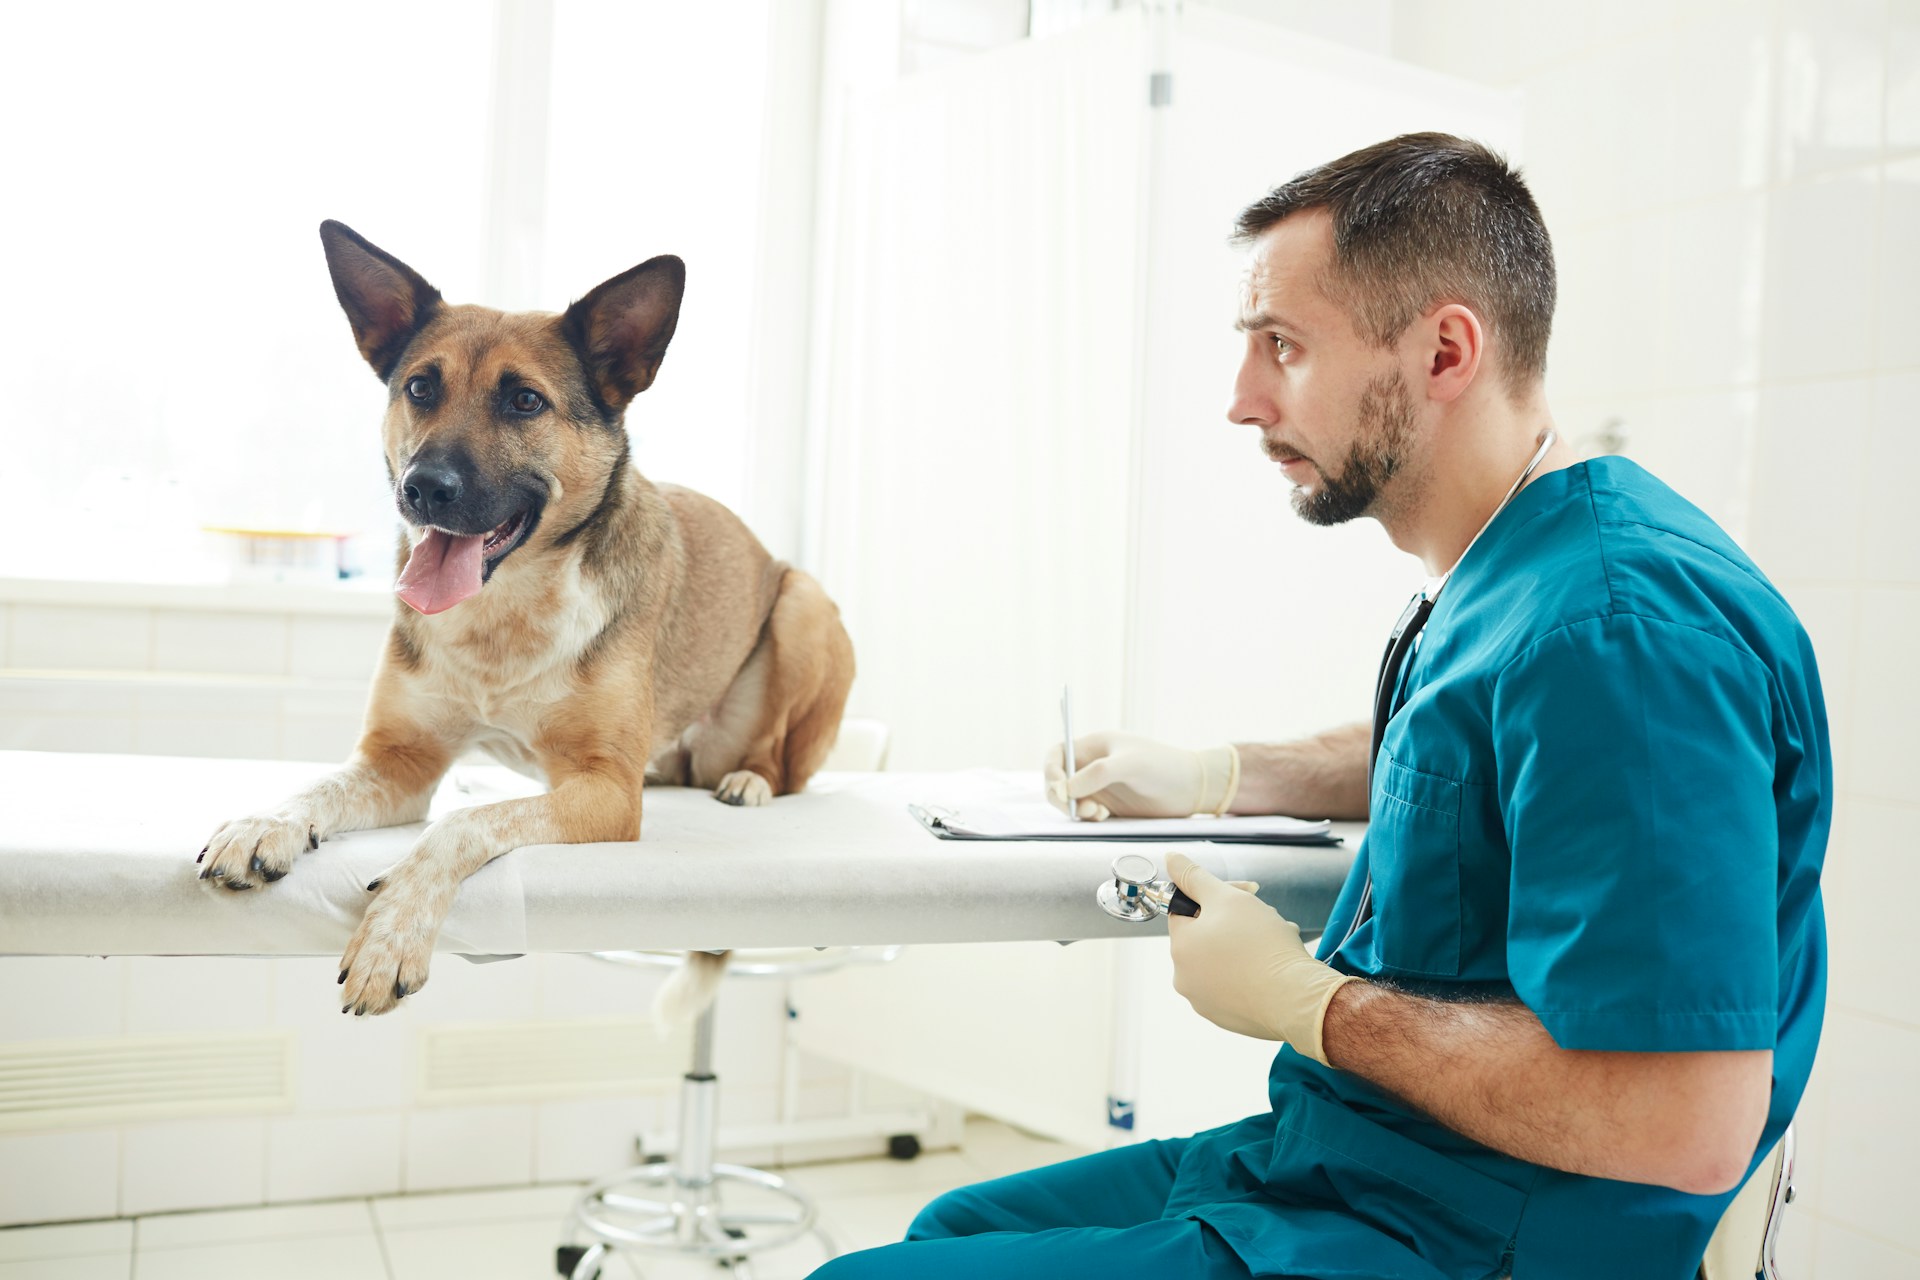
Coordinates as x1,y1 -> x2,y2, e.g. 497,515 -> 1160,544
1096,853 -> 1200,922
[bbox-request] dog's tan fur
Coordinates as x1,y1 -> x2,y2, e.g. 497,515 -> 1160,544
197,223 -> 853,1016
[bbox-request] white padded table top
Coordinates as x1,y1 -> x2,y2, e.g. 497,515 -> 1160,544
0,751 -> 1357,957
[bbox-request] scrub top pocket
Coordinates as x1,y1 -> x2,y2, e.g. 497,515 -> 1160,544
1368,752 -> 1466,978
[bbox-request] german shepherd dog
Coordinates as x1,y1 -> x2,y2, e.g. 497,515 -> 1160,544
195,221 -> 855,1018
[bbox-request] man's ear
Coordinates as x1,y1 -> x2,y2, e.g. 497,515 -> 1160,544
319,220 -> 443,382
1424,303 -> 1485,404
561,256 -> 686,418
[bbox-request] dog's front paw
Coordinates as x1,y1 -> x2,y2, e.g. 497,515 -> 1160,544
198,814 -> 316,890
713,770 -> 773,806
337,875 -> 439,1016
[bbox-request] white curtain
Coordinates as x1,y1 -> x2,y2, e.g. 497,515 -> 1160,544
804,13 -> 1149,769
804,5 -> 1523,774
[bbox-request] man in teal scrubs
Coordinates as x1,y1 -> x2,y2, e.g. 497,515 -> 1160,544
810,133 -> 1827,1279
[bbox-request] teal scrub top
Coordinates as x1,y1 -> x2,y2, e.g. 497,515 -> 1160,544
1172,458 -> 1830,1279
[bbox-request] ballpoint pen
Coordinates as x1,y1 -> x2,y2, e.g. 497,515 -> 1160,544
1060,684 -> 1078,822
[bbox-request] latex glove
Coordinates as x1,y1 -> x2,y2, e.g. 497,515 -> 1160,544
1042,731 -> 1238,821
1163,852 -> 1356,1066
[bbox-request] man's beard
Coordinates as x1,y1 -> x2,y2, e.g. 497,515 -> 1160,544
1286,371 -> 1416,527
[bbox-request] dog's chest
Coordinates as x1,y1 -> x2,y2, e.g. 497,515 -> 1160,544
415,580 -> 612,748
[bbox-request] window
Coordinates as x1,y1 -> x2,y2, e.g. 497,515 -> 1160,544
0,0 -> 772,583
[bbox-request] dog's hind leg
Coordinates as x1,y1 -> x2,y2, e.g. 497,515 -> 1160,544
695,645 -> 777,805
692,568 -> 855,805
775,572 -> 857,790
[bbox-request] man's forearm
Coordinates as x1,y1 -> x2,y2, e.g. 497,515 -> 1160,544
1319,981 -> 1771,1195
1229,721 -> 1370,820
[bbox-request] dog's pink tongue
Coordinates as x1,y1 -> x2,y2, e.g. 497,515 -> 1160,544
396,530 -> 486,615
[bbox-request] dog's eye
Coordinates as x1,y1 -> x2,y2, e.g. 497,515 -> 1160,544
405,376 -> 433,402
508,389 -> 545,415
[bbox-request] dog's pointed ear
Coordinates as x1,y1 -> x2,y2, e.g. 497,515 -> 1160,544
319,220 -> 443,382
561,256 -> 686,417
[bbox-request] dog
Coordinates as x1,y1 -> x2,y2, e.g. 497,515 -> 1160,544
195,221 -> 855,1019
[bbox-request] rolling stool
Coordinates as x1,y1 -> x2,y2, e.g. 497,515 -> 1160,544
557,720 -> 900,1279
556,946 -> 904,1279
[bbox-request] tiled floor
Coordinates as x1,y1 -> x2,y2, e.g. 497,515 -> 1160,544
0,1119 -> 1085,1280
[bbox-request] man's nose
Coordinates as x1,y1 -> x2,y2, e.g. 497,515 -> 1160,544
401,460 -> 465,523
1226,357 -> 1276,428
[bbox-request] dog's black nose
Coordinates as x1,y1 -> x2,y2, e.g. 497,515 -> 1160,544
402,462 -> 464,522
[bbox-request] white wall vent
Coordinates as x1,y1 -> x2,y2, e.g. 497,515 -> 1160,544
0,1031 -> 293,1132
418,1017 -> 693,1106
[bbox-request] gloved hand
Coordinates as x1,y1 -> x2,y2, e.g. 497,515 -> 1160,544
1043,731 -> 1239,821
1163,852 -> 1356,1066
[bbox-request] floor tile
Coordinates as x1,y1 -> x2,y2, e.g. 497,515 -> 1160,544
816,1188 -> 933,1254
0,1255 -> 129,1280
131,1232 -> 387,1280
0,1219 -> 132,1262
769,1150 -> 977,1200
953,1119 -> 1086,1181
371,1184 -> 583,1232
382,1217 -> 579,1280
135,1201 -> 374,1251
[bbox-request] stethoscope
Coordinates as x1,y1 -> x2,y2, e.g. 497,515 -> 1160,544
1093,428 -> 1558,931
1097,851 -> 1201,921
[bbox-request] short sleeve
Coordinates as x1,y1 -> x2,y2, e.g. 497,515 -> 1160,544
1494,614 -> 1778,1052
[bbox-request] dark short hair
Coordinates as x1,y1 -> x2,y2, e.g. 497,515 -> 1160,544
1233,132 -> 1555,396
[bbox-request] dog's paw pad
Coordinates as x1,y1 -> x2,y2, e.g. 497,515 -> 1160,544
714,771 -> 773,807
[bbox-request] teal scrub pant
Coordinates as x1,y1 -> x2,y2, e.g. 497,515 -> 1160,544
805,1135 -> 1253,1280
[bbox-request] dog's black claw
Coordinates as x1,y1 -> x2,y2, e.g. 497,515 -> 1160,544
338,969 -> 348,985
354,1005 -> 365,1017
366,878 -> 384,892
308,829 -> 319,850
261,867 -> 286,883
719,791 -> 745,806
342,1004 -> 352,1014
393,980 -> 410,1000
249,853 -> 264,875
224,879 -> 253,891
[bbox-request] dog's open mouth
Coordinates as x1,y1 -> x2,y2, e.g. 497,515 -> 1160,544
481,508 -> 530,568
396,507 -> 534,616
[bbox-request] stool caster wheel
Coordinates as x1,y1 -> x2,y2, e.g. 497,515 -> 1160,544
887,1133 -> 921,1161
556,1241 -> 605,1279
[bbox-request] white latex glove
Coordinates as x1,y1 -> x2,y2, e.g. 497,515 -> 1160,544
1163,852 -> 1356,1066
1042,731 -> 1238,821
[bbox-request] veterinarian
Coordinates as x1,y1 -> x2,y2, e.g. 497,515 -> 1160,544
810,134 -> 1829,1279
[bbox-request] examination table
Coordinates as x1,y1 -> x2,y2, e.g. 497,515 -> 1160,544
0,750 -> 1355,958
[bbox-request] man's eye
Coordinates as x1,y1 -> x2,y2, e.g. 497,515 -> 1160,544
1270,336 -> 1293,359
406,376 -> 433,401
509,389 -> 545,415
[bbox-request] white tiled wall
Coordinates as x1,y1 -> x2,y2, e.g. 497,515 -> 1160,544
0,596 -> 383,764
1393,0 -> 1920,1270
0,949 -> 894,1227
